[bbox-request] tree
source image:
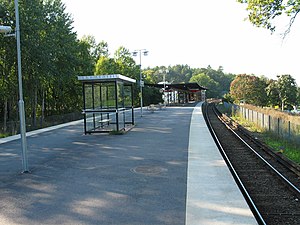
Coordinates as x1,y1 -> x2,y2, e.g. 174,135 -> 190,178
190,73 -> 219,98
114,46 -> 138,79
142,69 -> 157,84
0,0 -> 92,132
141,65 -> 235,98
237,0 -> 300,37
230,74 -> 267,106
190,65 -> 234,98
27,0 -> 83,118
168,64 -> 192,83
142,86 -> 162,106
81,35 -> 109,63
94,47 -> 139,78
266,79 -> 280,107
297,87 -> 300,107
77,38 -> 95,75
0,0 -> 18,131
94,56 -> 119,75
276,74 -> 298,110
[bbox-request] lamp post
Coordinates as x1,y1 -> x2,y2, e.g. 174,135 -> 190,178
159,69 -> 169,104
132,49 -> 148,117
0,1 -> 28,173
15,0 -> 29,173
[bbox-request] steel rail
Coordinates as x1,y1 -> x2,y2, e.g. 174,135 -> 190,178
203,102 -> 267,225
212,105 -> 300,195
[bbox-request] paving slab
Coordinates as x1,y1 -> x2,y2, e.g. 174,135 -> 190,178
0,104 -> 258,225
0,107 -> 192,225
185,102 -> 257,225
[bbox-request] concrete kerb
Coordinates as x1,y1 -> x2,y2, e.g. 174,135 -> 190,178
0,107 -> 147,145
0,119 -> 84,145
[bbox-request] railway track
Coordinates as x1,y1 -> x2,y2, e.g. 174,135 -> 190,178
203,102 -> 300,225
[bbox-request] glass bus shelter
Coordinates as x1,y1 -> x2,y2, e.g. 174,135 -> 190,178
78,74 -> 136,134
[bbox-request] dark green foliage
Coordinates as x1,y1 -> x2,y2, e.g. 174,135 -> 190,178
276,74 -> 298,110
238,0 -> 300,37
229,73 -> 299,109
143,86 -> 162,106
3,0 -> 298,136
190,66 -> 235,98
143,65 -> 235,99
297,87 -> 300,106
266,79 -> 281,107
0,0 -> 92,130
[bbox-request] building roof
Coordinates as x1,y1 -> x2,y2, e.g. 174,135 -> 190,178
146,82 -> 207,92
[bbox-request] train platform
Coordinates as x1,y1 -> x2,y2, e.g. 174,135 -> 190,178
186,102 -> 257,225
0,102 -> 257,225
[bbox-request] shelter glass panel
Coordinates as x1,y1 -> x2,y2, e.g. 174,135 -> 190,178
79,74 -> 135,134
94,84 -> 101,109
117,82 -> 124,108
107,83 -> 116,108
101,84 -> 108,109
84,84 -> 93,109
124,85 -> 132,108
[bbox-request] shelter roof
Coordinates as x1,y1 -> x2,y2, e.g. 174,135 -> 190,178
78,74 -> 136,83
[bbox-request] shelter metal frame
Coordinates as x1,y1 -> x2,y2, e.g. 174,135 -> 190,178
78,74 -> 136,134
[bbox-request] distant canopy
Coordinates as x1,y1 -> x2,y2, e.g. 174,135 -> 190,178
146,82 -> 207,92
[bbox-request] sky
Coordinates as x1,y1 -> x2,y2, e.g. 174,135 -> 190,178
61,0 -> 300,85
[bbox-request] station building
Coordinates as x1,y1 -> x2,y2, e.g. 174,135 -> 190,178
146,82 -> 207,105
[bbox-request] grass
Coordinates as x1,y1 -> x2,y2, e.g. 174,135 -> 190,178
231,115 -> 264,133
0,133 -> 10,138
231,114 -> 300,165
263,135 -> 300,164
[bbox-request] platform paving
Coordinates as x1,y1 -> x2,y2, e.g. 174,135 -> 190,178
185,103 -> 257,225
0,104 -> 257,225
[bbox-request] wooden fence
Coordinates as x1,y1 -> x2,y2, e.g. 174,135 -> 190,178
221,102 -> 300,144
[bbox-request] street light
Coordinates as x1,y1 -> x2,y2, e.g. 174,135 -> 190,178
0,25 -> 12,34
15,0 -> 29,173
0,1 -> 29,173
159,69 -> 169,104
132,49 -> 148,117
